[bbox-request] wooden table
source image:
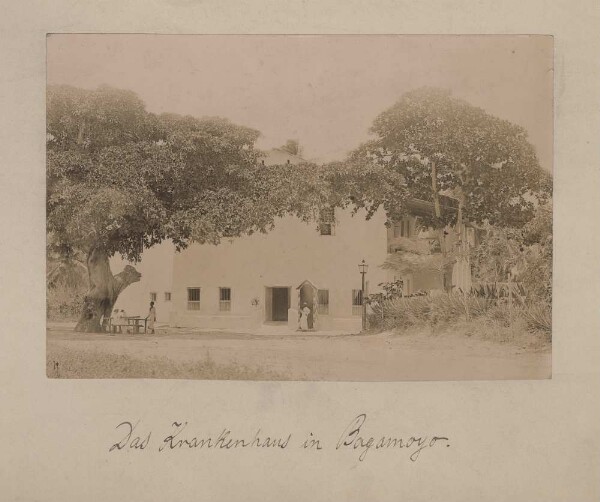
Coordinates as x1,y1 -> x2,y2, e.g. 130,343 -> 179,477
126,316 -> 147,334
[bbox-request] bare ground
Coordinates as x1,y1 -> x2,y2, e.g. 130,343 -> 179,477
46,323 -> 551,381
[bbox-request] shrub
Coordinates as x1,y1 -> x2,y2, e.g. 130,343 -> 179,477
369,292 -> 550,347
523,302 -> 552,337
47,285 -> 85,321
484,304 -> 515,327
371,293 -> 495,330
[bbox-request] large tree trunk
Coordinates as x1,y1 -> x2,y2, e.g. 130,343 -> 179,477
430,161 -> 452,291
74,247 -> 141,333
430,161 -> 446,254
430,161 -> 442,225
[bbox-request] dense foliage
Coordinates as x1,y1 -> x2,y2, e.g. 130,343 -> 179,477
471,202 -> 552,301
348,87 -> 552,228
48,85 -> 332,263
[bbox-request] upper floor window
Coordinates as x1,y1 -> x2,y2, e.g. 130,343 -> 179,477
150,292 -> 157,302
187,288 -> 201,310
219,287 -> 232,312
319,207 -> 335,235
164,292 -> 171,302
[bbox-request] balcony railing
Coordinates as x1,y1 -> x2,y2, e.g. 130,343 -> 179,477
387,236 -> 434,255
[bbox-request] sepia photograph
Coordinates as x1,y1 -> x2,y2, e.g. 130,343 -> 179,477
46,34 -> 553,381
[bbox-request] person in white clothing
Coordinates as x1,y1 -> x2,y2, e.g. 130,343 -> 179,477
146,301 -> 156,334
299,303 -> 310,331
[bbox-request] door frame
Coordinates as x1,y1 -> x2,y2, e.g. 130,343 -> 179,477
264,286 -> 291,322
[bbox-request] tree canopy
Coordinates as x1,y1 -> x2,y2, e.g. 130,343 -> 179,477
348,87 -> 552,228
47,85 -> 329,264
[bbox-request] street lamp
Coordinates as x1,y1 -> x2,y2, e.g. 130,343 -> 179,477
358,259 -> 368,330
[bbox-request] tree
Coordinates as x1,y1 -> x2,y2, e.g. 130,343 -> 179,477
350,87 -> 552,229
320,157 -> 409,222
471,201 -> 552,301
46,235 -> 87,289
343,87 -> 552,292
47,85 -> 328,332
519,203 -> 552,301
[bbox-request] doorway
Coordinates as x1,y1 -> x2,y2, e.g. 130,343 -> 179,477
299,282 -> 316,329
265,287 -> 290,322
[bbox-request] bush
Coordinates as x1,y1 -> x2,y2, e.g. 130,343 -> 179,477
485,304 -> 514,327
369,293 -> 551,346
47,285 -> 85,321
371,293 -> 495,331
523,302 -> 552,338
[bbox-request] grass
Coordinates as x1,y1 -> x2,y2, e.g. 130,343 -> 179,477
369,294 -> 551,350
47,345 -> 286,380
430,316 -> 548,350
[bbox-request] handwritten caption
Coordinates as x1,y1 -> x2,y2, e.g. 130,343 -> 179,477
109,414 -> 449,462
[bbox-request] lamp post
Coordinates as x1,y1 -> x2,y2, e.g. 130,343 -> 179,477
358,259 -> 368,330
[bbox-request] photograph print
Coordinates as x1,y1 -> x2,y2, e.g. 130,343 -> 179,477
46,35 -> 553,381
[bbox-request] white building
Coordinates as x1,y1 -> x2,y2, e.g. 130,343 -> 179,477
113,149 -> 475,332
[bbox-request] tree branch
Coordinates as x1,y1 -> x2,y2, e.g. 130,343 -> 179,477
113,265 -> 142,297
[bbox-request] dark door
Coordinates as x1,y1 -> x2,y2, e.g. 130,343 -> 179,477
272,288 -> 289,321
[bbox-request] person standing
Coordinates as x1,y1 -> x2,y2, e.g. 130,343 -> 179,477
299,303 -> 310,331
146,301 -> 157,334
119,309 -> 128,334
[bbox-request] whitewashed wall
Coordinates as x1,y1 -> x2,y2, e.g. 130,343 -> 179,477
169,207 -> 392,330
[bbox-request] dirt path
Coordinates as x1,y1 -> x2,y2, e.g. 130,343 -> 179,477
47,324 -> 551,381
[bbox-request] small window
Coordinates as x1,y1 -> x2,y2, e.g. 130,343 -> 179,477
352,289 -> 363,316
219,287 -> 231,312
150,292 -> 157,302
187,288 -> 201,310
317,289 -> 329,315
164,292 -> 171,302
320,223 -> 332,235
319,207 -> 335,235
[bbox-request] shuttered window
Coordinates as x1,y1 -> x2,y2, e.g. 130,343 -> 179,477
319,207 -> 335,235
187,288 -> 201,310
219,287 -> 232,312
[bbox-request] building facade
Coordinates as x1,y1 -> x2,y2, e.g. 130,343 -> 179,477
169,206 -> 392,331
113,206 -> 474,332
112,149 -> 475,332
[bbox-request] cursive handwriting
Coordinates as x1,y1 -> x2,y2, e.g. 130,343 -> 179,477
108,414 -> 449,463
336,414 -> 449,462
109,421 -> 152,452
158,421 -> 291,452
